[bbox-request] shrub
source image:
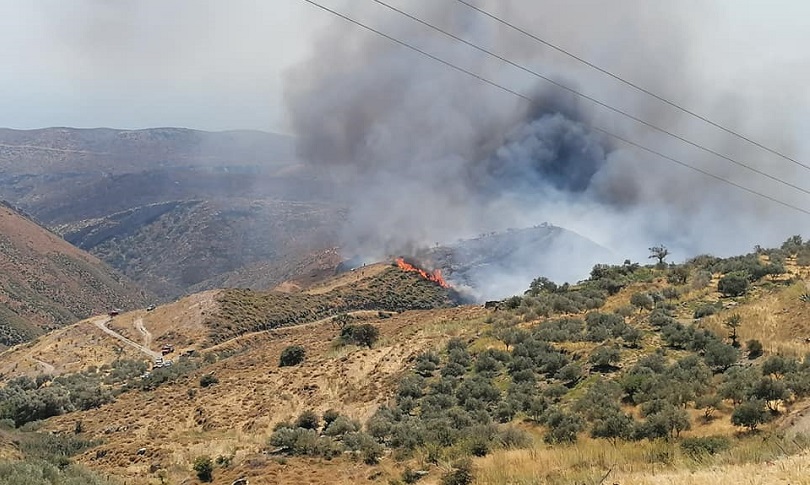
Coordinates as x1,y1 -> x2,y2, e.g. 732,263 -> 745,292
693,303 -> 719,319
414,351 -> 441,376
703,341 -> 740,372
497,426 -> 532,448
543,408 -> 584,444
719,366 -> 759,404
731,399 -> 768,431
590,411 -> 634,443
0,460 -> 110,484
718,272 -> 750,297
667,267 -> 690,285
341,324 -> 380,348
17,432 -> 99,465
324,416 -> 358,437
268,427 -> 342,458
343,432 -> 383,464
680,436 -> 731,458
615,305 -> 635,318
747,339 -> 764,359
554,362 -> 582,384
199,373 -> 218,388
695,394 -> 724,421
533,318 -> 584,342
692,270 -> 712,290
621,326 -> 644,347
441,458 -> 474,485
637,405 -> 690,439
630,293 -> 654,312
762,355 -> 797,378
589,346 -> 621,370
750,377 -> 790,411
494,400 -> 517,423
193,455 -> 214,482
295,409 -> 320,430
649,308 -> 677,327
662,287 -> 681,300
215,454 -> 233,467
322,409 -> 340,427
279,345 -> 306,367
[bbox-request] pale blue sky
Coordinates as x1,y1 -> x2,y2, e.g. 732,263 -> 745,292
0,0 -> 808,133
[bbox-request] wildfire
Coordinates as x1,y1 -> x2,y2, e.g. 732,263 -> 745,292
396,257 -> 450,288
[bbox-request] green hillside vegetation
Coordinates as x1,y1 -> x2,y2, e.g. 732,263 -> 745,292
206,267 -> 458,345
265,237 -> 810,484
0,420 -> 113,485
0,354 -> 219,429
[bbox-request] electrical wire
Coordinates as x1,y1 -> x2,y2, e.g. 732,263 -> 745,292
370,0 -> 810,198
298,0 -> 810,217
453,0 -> 810,172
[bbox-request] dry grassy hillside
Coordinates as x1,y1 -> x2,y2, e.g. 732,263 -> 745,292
0,290 -> 215,380
8,244 -> 810,485
0,203 -> 147,349
44,306 -> 486,484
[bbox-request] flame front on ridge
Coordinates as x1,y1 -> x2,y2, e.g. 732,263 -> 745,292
395,257 -> 450,288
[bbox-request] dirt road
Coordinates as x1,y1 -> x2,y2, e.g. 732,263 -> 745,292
30,357 -> 55,374
92,316 -> 161,360
134,317 -> 152,348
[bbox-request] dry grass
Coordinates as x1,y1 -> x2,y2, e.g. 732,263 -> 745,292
475,432 -> 810,485
41,305 -> 487,485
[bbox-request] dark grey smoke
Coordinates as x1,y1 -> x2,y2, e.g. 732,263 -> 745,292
285,0 -> 808,297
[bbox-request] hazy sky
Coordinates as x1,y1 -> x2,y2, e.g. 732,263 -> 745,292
0,1 -> 808,134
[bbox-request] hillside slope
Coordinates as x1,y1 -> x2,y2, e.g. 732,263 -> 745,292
0,203 -> 147,348
0,127 -> 341,298
10,242 -> 810,485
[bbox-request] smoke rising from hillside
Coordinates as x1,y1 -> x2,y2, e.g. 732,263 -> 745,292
286,0 -> 810,294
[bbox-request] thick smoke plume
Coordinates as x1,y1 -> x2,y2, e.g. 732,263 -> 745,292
285,0 -> 810,298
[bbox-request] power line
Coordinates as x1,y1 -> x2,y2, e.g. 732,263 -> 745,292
453,0 -> 810,172
297,0 -> 810,217
369,0 -> 810,199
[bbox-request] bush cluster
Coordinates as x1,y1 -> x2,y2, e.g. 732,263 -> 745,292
269,409 -> 382,464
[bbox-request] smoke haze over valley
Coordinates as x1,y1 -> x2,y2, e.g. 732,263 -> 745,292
2,1 -> 810,298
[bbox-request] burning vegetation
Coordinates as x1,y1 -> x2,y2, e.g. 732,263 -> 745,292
395,257 -> 450,288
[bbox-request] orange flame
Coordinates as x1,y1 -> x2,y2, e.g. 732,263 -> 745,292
396,257 -> 450,288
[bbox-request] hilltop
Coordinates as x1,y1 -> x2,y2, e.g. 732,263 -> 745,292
5,239 -> 810,484
0,203 -> 147,350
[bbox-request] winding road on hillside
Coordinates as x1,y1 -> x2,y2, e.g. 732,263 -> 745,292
92,316 -> 161,360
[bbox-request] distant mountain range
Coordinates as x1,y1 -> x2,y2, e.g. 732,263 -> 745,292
0,127 -> 342,298
0,127 -> 615,304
